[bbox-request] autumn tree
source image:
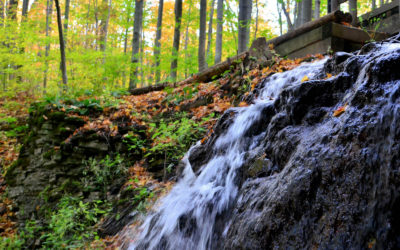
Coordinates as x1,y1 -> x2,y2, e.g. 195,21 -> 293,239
238,0 -> 252,53
154,0 -> 164,83
198,0 -> 207,71
170,0 -> 182,81
129,0 -> 144,90
54,0 -> 68,86
214,0 -> 223,63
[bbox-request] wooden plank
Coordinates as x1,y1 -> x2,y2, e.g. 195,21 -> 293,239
331,22 -> 389,43
275,26 -> 324,56
287,38 -> 333,59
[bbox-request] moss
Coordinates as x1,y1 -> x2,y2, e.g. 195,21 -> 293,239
48,111 -> 66,121
43,149 -> 55,160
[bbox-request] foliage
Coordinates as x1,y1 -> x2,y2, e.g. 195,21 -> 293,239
83,155 -> 128,193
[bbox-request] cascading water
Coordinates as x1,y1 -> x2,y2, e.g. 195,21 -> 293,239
129,59 -> 328,250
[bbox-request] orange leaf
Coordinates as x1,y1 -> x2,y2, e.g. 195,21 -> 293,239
301,76 -> 309,83
333,104 -> 348,117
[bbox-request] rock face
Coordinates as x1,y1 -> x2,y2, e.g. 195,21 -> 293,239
4,104 -> 133,224
221,37 -> 400,249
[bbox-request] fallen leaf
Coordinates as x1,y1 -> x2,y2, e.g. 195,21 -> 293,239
301,76 -> 309,83
333,104 -> 348,117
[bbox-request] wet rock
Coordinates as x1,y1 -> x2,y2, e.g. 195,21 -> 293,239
222,38 -> 400,249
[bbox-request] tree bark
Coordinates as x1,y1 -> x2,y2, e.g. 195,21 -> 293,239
315,0 -> 321,19
64,0 -> 70,44
331,0 -> 339,12
206,0 -> 216,67
238,0 -> 252,53
372,0 -> 376,9
349,0 -> 357,26
0,0 -> 4,26
301,0 -> 312,25
129,0 -> 144,90
43,0 -> 53,93
170,0 -> 182,81
214,0 -> 223,64
7,0 -> 18,20
279,0 -> 293,31
254,0 -> 259,39
22,0 -> 29,18
99,0 -> 109,52
54,0 -> 68,87
184,1 -> 192,78
277,0 -> 282,35
198,0 -> 207,71
154,0 -> 163,83
84,0 -> 91,48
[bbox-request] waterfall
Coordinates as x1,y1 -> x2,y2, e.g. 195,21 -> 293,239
129,59 -> 327,250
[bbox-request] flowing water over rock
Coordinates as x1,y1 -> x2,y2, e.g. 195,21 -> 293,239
128,36 -> 400,249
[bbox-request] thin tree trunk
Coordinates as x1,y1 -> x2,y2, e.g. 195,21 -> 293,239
184,2 -> 192,78
380,0 -> 383,6
99,0 -> 108,52
279,0 -> 293,31
140,2 -> 145,87
277,0 -> 283,36
315,0 -> 321,19
198,0 -> 207,72
349,0 -> 357,26
64,0 -> 70,44
170,0 -> 183,81
372,0 -> 376,9
22,0 -> 29,18
0,0 -> 4,27
54,0 -> 68,87
294,0 -> 300,28
94,0 -> 99,50
254,0 -> 259,39
238,0 -> 252,53
43,0 -> 53,93
7,0 -> 18,20
124,18 -> 130,54
84,0 -> 91,48
154,0 -> 164,83
102,0 -> 111,64
206,0 -> 216,67
129,0 -> 143,90
214,0 -> 223,64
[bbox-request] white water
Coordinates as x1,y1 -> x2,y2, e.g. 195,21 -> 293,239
129,59 -> 327,250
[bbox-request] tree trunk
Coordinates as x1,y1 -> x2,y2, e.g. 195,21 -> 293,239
214,0 -> 223,64
94,0 -> 99,50
184,1 -> 192,78
238,0 -> 252,53
64,0 -> 70,44
0,0 -> 4,26
331,0 -> 339,12
294,0 -> 301,28
279,0 -> 293,31
254,0 -> 259,39
170,0 -> 183,81
349,0 -> 357,26
372,0 -> 376,9
54,0 -> 68,87
7,0 -> 18,20
198,0 -> 207,72
380,0 -> 383,6
314,0 -> 321,19
206,0 -> 216,67
301,0 -> 312,25
43,0 -> 53,93
22,0 -> 29,18
129,0 -> 143,90
154,0 -> 163,83
84,0 -> 91,48
99,0 -> 109,52
277,0 -> 282,35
